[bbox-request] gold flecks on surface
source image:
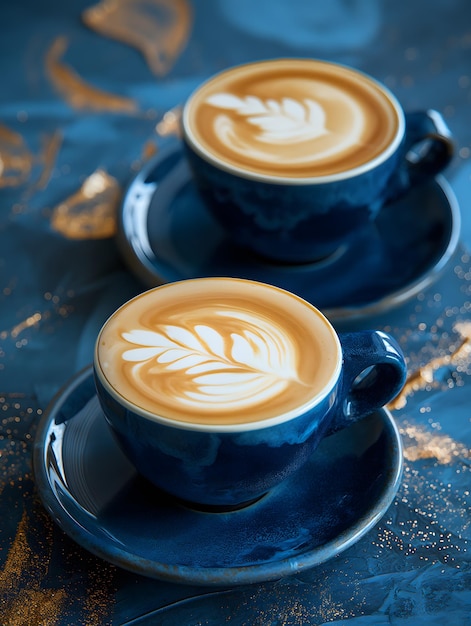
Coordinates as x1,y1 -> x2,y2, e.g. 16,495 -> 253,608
131,138 -> 159,171
389,319 -> 471,410
45,36 -> 137,113
141,139 -> 159,161
0,509 -> 67,625
401,423 -> 471,464
0,397 -> 30,469
0,125 -> 33,188
81,561 -> 117,626
382,461 -> 471,560
220,584 -> 356,626
1,589 -> 67,626
0,394 -> 116,624
0,312 -> 44,341
155,105 -> 182,137
0,300 -> 73,342
50,169 -> 120,239
82,0 -> 192,76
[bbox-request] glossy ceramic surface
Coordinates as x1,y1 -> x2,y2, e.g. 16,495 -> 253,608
118,143 -> 460,320
94,325 -> 406,508
33,366 -> 403,586
183,99 -> 453,263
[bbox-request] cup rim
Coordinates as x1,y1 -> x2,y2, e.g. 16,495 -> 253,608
181,58 -> 406,185
93,277 -> 343,433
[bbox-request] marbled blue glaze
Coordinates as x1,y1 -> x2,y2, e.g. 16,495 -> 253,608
94,329 -> 406,508
183,141 -> 396,263
183,104 -> 453,263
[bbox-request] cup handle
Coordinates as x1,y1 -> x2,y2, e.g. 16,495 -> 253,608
384,109 -> 454,205
326,330 -> 407,435
404,110 -> 454,179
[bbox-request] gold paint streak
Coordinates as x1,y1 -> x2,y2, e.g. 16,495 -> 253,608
0,125 -> 62,193
0,125 -> 33,188
401,424 -> 471,464
156,105 -> 182,137
45,36 -> 137,112
35,131 -> 63,190
50,169 -> 120,239
82,0 -> 192,76
389,321 -> 471,410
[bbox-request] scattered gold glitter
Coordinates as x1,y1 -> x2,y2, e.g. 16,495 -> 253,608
45,36 -> 137,112
401,424 -> 471,464
156,106 -> 182,137
389,320 -> 471,409
0,444 -> 26,500
132,139 -> 160,170
50,169 -> 120,239
0,125 -> 33,188
8,313 -> 42,340
82,0 -> 192,76
82,561 -> 117,626
0,511 -> 34,589
0,509 -> 67,625
382,461 -> 470,562
222,582 -> 358,625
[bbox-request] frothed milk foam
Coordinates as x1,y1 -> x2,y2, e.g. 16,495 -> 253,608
96,279 -> 340,426
184,59 -> 400,179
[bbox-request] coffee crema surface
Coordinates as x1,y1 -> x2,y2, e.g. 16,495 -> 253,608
184,59 -> 400,179
96,279 -> 340,426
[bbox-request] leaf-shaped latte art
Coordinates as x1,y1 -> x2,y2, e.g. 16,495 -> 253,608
205,93 -> 329,143
121,318 -> 305,411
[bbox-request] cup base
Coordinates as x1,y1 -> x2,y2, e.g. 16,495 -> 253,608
250,243 -> 349,268
160,488 -> 269,514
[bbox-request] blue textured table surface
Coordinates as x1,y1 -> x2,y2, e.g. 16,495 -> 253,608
1,1 -> 471,624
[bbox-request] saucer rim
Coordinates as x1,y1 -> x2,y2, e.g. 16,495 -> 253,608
33,365 -> 403,586
117,142 -> 460,322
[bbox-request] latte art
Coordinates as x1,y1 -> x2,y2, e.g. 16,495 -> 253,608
205,90 -> 362,169
207,94 -> 330,143
96,279 -> 340,425
183,59 -> 400,179
121,310 -> 305,414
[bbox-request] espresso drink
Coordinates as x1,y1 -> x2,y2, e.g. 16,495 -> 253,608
183,59 -> 400,179
96,278 -> 340,426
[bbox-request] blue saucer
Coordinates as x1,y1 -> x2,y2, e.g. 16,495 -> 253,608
33,366 -> 403,586
118,143 -> 460,320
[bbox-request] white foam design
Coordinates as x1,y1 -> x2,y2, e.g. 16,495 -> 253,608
205,94 -> 329,142
121,312 -> 305,411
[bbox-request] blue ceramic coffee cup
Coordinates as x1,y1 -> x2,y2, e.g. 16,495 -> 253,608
93,278 -> 407,510
181,59 -> 453,263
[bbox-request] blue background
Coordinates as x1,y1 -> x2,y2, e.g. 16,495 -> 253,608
1,1 -> 471,623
